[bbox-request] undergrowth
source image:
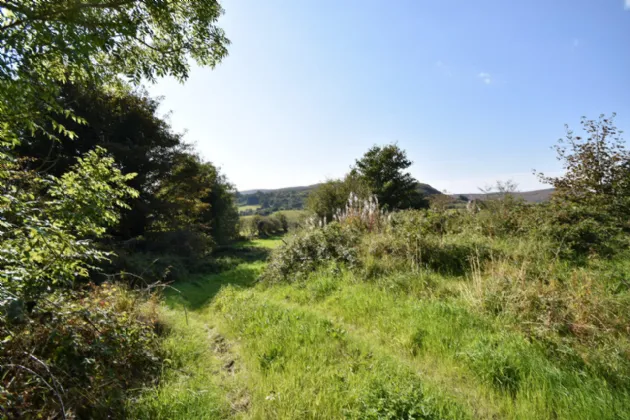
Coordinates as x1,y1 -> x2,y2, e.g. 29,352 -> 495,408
0,284 -> 162,419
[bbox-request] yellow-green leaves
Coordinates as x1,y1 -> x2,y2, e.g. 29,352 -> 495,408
1,0 -> 228,144
0,147 -> 137,300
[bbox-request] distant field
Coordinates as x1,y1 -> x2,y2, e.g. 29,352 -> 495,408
239,210 -> 308,222
238,204 -> 261,213
277,209 -> 309,224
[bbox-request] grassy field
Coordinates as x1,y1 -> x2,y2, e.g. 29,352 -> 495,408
276,209 -> 308,224
239,209 -> 308,221
238,205 -> 261,213
130,236 -> 630,419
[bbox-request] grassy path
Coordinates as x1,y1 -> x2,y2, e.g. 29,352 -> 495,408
129,238 -> 630,419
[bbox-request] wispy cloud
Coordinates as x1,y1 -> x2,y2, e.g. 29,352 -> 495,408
478,72 -> 492,85
626,0 -> 630,10
435,60 -> 453,77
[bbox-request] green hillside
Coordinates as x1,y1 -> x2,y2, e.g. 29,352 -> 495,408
237,181 -> 449,215
238,182 -> 554,216
457,188 -> 555,203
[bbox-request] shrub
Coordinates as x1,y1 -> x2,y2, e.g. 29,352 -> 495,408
245,214 -> 284,238
362,231 -> 492,277
275,213 -> 289,233
0,284 -> 162,418
533,203 -> 625,257
262,223 -> 360,283
534,114 -> 630,257
367,210 -> 494,275
0,147 -> 137,302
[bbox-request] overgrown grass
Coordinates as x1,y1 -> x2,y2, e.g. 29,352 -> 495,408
211,286 -> 468,419
257,269 -> 630,419
135,212 -> 630,420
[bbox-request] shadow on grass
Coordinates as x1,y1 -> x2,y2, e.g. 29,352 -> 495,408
163,242 -> 274,311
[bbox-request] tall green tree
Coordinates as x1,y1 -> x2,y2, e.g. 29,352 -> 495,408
19,83 -> 240,251
353,144 -> 427,210
307,173 -> 370,221
1,0 -> 229,144
539,114 -> 630,225
0,0 -> 231,296
18,83 -> 188,238
537,114 -> 630,255
153,152 -> 238,249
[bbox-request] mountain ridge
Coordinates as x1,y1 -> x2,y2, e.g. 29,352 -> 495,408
239,184 -> 555,203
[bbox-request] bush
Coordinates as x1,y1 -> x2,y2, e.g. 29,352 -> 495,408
262,223 -> 360,283
533,203 -> 625,257
275,213 -> 289,232
0,284 -> 162,418
366,210 -> 494,275
246,214 -> 285,238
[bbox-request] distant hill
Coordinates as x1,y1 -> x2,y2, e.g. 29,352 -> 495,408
240,182 -> 443,198
456,188 -> 555,203
417,183 -> 442,196
239,185 -> 321,195
237,183 -> 554,215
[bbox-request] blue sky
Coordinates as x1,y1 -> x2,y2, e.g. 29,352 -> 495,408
149,0 -> 630,193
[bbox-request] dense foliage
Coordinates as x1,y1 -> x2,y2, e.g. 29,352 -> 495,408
243,213 -> 290,238
1,285 -> 162,418
306,173 -> 371,222
1,0 -> 233,417
0,0 -> 228,145
307,144 -> 429,221
352,144 -> 428,210
237,188 -> 310,215
537,114 -> 630,255
15,83 -> 240,285
0,148 -> 137,302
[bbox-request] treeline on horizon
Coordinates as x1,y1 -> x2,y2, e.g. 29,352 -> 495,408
236,157 -> 447,216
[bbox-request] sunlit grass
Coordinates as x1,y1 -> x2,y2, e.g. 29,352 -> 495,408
238,204 -> 260,212
234,236 -> 284,249
132,238 -> 630,419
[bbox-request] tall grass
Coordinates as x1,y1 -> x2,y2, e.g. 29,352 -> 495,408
257,268 -> 630,419
137,196 -> 630,419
